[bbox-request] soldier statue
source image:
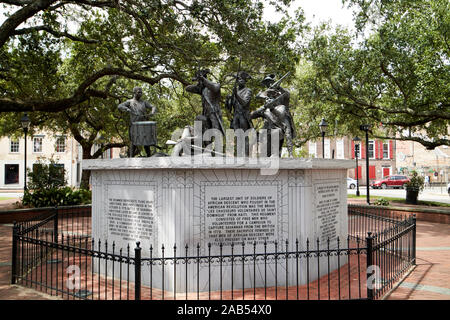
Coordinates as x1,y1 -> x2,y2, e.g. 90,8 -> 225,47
225,70 -> 253,156
118,86 -> 157,157
185,69 -> 225,136
225,71 -> 253,131
250,73 -> 296,157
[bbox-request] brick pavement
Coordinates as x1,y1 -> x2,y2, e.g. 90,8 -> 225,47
384,221 -> 450,300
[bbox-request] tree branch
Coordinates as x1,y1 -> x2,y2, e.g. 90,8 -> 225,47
13,25 -> 100,43
0,0 -> 57,47
92,142 -> 126,159
0,67 -> 189,112
372,134 -> 450,150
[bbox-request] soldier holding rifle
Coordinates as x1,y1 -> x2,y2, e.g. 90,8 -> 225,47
225,71 -> 253,131
186,69 -> 225,135
251,72 -> 296,157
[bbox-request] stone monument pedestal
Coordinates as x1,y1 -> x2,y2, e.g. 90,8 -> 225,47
83,157 -> 354,293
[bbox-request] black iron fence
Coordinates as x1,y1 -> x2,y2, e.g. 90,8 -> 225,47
11,205 -> 416,300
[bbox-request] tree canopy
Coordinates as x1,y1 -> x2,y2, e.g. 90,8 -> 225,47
1,0 -> 448,155
298,0 -> 449,149
0,0 -> 303,113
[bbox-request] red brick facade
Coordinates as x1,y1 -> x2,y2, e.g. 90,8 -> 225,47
305,137 -> 396,185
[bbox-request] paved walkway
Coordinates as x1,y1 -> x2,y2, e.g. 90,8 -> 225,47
0,198 -> 19,211
384,221 -> 450,300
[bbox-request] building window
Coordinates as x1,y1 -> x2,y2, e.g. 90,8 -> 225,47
55,136 -> 66,153
50,163 -> 65,185
354,143 -> 362,159
309,141 -> 317,158
33,136 -> 43,153
5,164 -> 19,184
368,140 -> 375,159
336,139 -> 344,159
10,139 -> 19,153
76,162 -> 81,183
383,142 -> 390,159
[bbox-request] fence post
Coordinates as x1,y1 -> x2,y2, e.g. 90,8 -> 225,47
134,242 -> 141,300
412,214 -> 416,266
11,222 -> 18,285
53,206 -> 58,243
366,232 -> 374,300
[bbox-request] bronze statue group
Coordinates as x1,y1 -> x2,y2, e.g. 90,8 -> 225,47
118,70 -> 295,158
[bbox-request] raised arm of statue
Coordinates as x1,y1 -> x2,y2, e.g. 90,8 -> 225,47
264,91 -> 289,110
250,106 -> 265,120
118,100 -> 131,113
200,76 -> 220,93
185,83 -> 202,95
235,87 -> 252,107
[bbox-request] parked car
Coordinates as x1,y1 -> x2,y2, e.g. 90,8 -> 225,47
347,178 -> 357,189
370,175 -> 410,189
447,182 -> 450,196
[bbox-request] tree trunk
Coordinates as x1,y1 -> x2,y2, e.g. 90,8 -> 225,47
80,146 -> 93,190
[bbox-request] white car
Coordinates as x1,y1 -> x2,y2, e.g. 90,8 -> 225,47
347,178 -> 357,189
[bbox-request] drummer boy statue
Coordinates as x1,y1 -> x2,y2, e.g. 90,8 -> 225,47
118,86 -> 157,157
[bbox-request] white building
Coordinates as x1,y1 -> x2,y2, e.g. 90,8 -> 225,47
0,131 -> 120,190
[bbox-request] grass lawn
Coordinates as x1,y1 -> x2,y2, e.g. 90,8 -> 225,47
347,194 -> 450,208
0,197 -> 15,201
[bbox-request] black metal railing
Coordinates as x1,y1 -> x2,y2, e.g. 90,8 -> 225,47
11,205 -> 416,300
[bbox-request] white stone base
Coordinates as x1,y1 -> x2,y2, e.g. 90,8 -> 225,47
84,157 -> 354,292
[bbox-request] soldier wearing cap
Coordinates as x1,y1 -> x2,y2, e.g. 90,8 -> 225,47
251,74 -> 296,157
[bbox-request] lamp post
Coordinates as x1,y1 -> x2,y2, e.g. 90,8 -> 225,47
360,124 -> 371,205
20,113 -> 31,192
319,118 -> 328,159
353,136 -> 361,197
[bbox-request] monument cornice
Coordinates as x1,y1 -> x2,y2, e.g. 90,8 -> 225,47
83,157 -> 355,170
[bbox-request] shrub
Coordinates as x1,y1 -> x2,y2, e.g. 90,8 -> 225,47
374,198 -> 390,206
27,157 -> 66,190
22,187 -> 91,208
22,157 -> 91,208
405,171 -> 425,192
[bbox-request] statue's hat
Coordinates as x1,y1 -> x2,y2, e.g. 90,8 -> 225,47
237,71 -> 251,80
261,74 -> 276,86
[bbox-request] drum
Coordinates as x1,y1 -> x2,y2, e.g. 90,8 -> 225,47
130,121 -> 157,146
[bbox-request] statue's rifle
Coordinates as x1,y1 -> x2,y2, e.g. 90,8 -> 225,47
232,56 -> 242,106
269,71 -> 291,89
262,71 -> 292,110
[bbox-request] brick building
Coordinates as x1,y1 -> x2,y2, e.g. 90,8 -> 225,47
396,140 -> 449,185
306,137 -> 396,185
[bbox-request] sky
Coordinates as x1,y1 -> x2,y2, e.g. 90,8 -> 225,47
1,1 -> 355,29
264,0 -> 355,29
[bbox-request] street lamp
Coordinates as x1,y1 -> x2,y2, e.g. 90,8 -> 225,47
20,113 -> 31,192
353,136 -> 361,197
360,124 -> 371,205
319,118 -> 328,159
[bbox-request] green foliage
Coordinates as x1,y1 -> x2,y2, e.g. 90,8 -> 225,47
373,198 -> 390,206
298,0 -> 450,149
22,187 -> 92,208
22,157 -> 91,208
0,0 -> 305,168
26,157 -> 66,191
406,171 -> 425,193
